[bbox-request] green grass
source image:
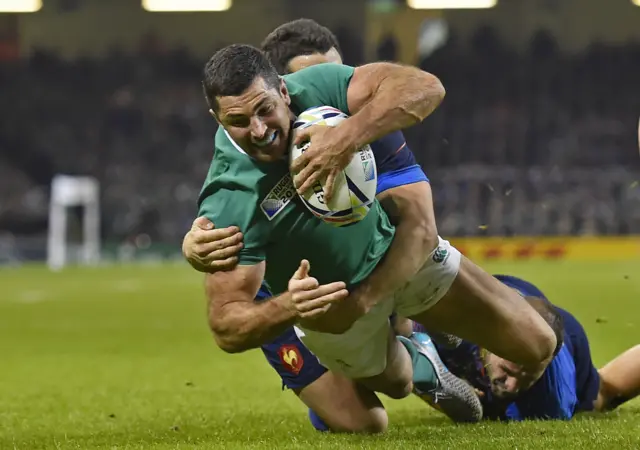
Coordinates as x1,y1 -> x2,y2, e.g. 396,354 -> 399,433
1,261 -> 640,449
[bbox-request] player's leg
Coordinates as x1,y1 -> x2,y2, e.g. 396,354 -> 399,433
400,243 -> 556,386
594,345 -> 640,412
351,326 -> 414,399
261,327 -> 388,433
296,301 -> 438,400
295,301 -> 415,400
295,302 -> 482,421
295,371 -> 388,433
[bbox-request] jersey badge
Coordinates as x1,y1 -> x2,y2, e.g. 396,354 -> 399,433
260,174 -> 296,220
279,344 -> 304,374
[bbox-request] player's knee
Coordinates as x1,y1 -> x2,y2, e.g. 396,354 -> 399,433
518,320 -> 557,371
352,408 -> 388,434
383,379 -> 413,400
522,298 -> 562,368
314,409 -> 388,434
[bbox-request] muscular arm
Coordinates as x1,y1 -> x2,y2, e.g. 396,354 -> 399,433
205,262 -> 296,353
337,62 -> 445,152
318,180 -> 437,333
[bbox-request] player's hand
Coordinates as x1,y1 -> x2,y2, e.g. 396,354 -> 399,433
182,217 -> 244,273
290,124 -> 355,203
288,259 -> 349,330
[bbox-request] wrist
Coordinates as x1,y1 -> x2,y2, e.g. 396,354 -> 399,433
276,291 -> 298,320
335,116 -> 366,153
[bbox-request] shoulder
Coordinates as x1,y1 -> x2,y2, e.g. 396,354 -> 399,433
198,128 -> 260,218
284,64 -> 356,115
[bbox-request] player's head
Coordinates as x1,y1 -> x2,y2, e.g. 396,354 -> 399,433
202,44 -> 292,162
483,296 -> 564,400
261,19 -> 342,74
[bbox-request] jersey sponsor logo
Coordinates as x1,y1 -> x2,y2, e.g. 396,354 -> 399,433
279,344 -> 304,375
432,247 -> 449,264
260,174 -> 296,220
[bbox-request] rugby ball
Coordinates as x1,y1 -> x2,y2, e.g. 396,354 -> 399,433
290,106 -> 377,227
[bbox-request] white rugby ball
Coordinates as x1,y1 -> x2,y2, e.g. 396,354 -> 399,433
290,106 -> 377,227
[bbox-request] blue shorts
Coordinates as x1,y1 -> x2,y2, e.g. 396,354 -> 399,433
260,314 -> 398,390
557,306 -> 601,412
261,327 -> 328,390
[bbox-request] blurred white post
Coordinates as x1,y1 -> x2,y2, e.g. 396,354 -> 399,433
47,175 -> 100,271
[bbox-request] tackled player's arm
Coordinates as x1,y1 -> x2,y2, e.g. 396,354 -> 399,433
337,62 -> 445,152
205,262 -> 296,353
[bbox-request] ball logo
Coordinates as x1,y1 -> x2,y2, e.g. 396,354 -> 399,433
312,182 -> 325,204
279,344 -> 304,374
362,160 -> 375,182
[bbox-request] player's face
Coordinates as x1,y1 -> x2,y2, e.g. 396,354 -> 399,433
287,47 -> 342,73
484,353 -> 527,400
214,77 -> 293,163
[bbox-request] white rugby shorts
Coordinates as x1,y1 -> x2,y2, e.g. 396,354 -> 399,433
294,236 -> 462,379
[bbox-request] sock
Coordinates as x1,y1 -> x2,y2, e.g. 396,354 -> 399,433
308,409 -> 330,432
397,336 -> 439,391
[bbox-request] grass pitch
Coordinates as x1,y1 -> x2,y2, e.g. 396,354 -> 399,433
1,261 -> 640,449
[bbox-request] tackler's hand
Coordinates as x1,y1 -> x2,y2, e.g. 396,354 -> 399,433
182,217 -> 244,273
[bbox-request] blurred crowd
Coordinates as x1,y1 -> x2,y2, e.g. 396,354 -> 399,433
1,27 -> 639,256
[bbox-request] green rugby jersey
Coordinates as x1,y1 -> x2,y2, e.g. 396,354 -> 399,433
198,63 -> 395,294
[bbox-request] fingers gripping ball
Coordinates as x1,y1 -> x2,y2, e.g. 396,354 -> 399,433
290,106 -> 377,227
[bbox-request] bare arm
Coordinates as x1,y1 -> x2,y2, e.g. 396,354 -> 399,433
205,262 -> 296,353
291,63 -> 445,195
313,181 -> 438,333
340,62 -> 445,152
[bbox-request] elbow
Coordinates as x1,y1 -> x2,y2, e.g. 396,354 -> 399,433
432,76 -> 446,103
428,74 -> 447,109
209,319 -> 253,354
213,334 -> 249,354
421,73 -> 445,115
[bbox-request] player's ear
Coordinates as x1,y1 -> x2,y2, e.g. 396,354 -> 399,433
279,78 -> 291,106
209,108 -> 221,125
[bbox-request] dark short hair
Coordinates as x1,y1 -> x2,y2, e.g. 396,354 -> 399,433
260,19 -> 341,74
523,296 -> 565,357
202,44 -> 281,111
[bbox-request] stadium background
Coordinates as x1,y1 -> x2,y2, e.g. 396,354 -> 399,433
1,1 -> 640,449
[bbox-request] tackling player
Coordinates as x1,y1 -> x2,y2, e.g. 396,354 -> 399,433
421,274 -> 640,421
